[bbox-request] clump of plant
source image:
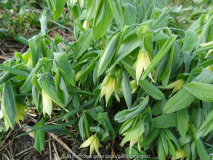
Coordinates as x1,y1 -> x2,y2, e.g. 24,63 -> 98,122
1,0 -> 213,159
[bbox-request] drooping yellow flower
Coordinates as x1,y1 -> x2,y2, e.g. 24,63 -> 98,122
15,103 -> 27,125
130,80 -> 139,94
120,120 -> 145,154
26,56 -> 33,68
165,79 -> 184,95
76,70 -> 81,81
42,90 -> 52,117
79,0 -> 84,8
206,65 -> 213,72
79,135 -> 101,155
0,110 -> 11,130
99,38 -> 104,48
70,0 -> 77,5
0,111 -> 3,119
172,149 -> 188,160
133,49 -> 154,84
70,0 -> 84,8
23,50 -> 33,68
83,20 -> 90,29
100,76 -> 120,105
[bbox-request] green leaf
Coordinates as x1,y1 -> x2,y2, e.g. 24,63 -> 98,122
158,47 -> 173,87
164,88 -> 195,113
32,86 -> 42,113
74,29 -> 93,60
137,25 -> 153,55
153,113 -> 177,128
164,129 -> 181,152
79,116 -> 86,141
197,15 -> 213,47
167,138 -> 176,157
1,81 -> 17,130
55,73 -> 69,106
114,96 -> 149,123
157,137 -> 166,160
14,34 -> 29,46
177,108 -> 189,137
40,12 -> 48,36
141,128 -> 160,147
47,0 -> 66,21
83,112 -> 90,138
29,36 -> 41,68
119,117 -> 137,134
93,0 -> 113,40
20,58 -> 50,93
184,82 -> 213,102
164,69 -> 213,113
86,0 -> 98,20
124,96 -> 149,121
141,34 -> 177,80
97,112 -> 116,140
192,125 -> 210,160
122,3 -> 136,26
109,30 -> 141,70
197,110 -> 213,137
123,61 -> 165,100
121,71 -> 132,109
160,132 -> 168,155
34,117 -> 45,152
27,119 -> 79,131
54,52 -> 75,86
79,56 -> 99,80
182,30 -> 198,53
120,120 -> 144,146
108,0 -> 124,29
0,64 -> 28,78
38,74 -> 64,107
97,34 -> 119,76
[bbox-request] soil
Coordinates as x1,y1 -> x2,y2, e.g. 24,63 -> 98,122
0,118 -> 125,160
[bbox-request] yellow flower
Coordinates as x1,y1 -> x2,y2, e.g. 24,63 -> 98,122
83,20 -> 90,29
130,80 -> 139,94
5,118 -> 10,131
100,38 -> 104,48
23,50 -> 33,68
0,111 -> 3,119
70,0 -> 84,8
0,110 -> 13,130
1,103 -> 27,130
206,65 -> 213,72
120,120 -> 145,154
165,79 -> 184,95
15,103 -> 27,125
133,49 -> 154,84
26,56 -> 33,68
172,149 -> 188,160
70,0 -> 77,5
79,135 -> 101,155
100,76 -> 120,105
79,0 -> 84,8
76,70 -> 81,81
42,90 -> 52,117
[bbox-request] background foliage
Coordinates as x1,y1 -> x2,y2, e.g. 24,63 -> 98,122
1,0 -> 213,159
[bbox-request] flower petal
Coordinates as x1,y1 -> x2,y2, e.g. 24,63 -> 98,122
105,78 -> 114,105
79,136 -> 94,148
136,52 -> 143,84
90,139 -> 95,155
42,90 -> 52,117
94,137 -> 101,155
129,139 -> 138,154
